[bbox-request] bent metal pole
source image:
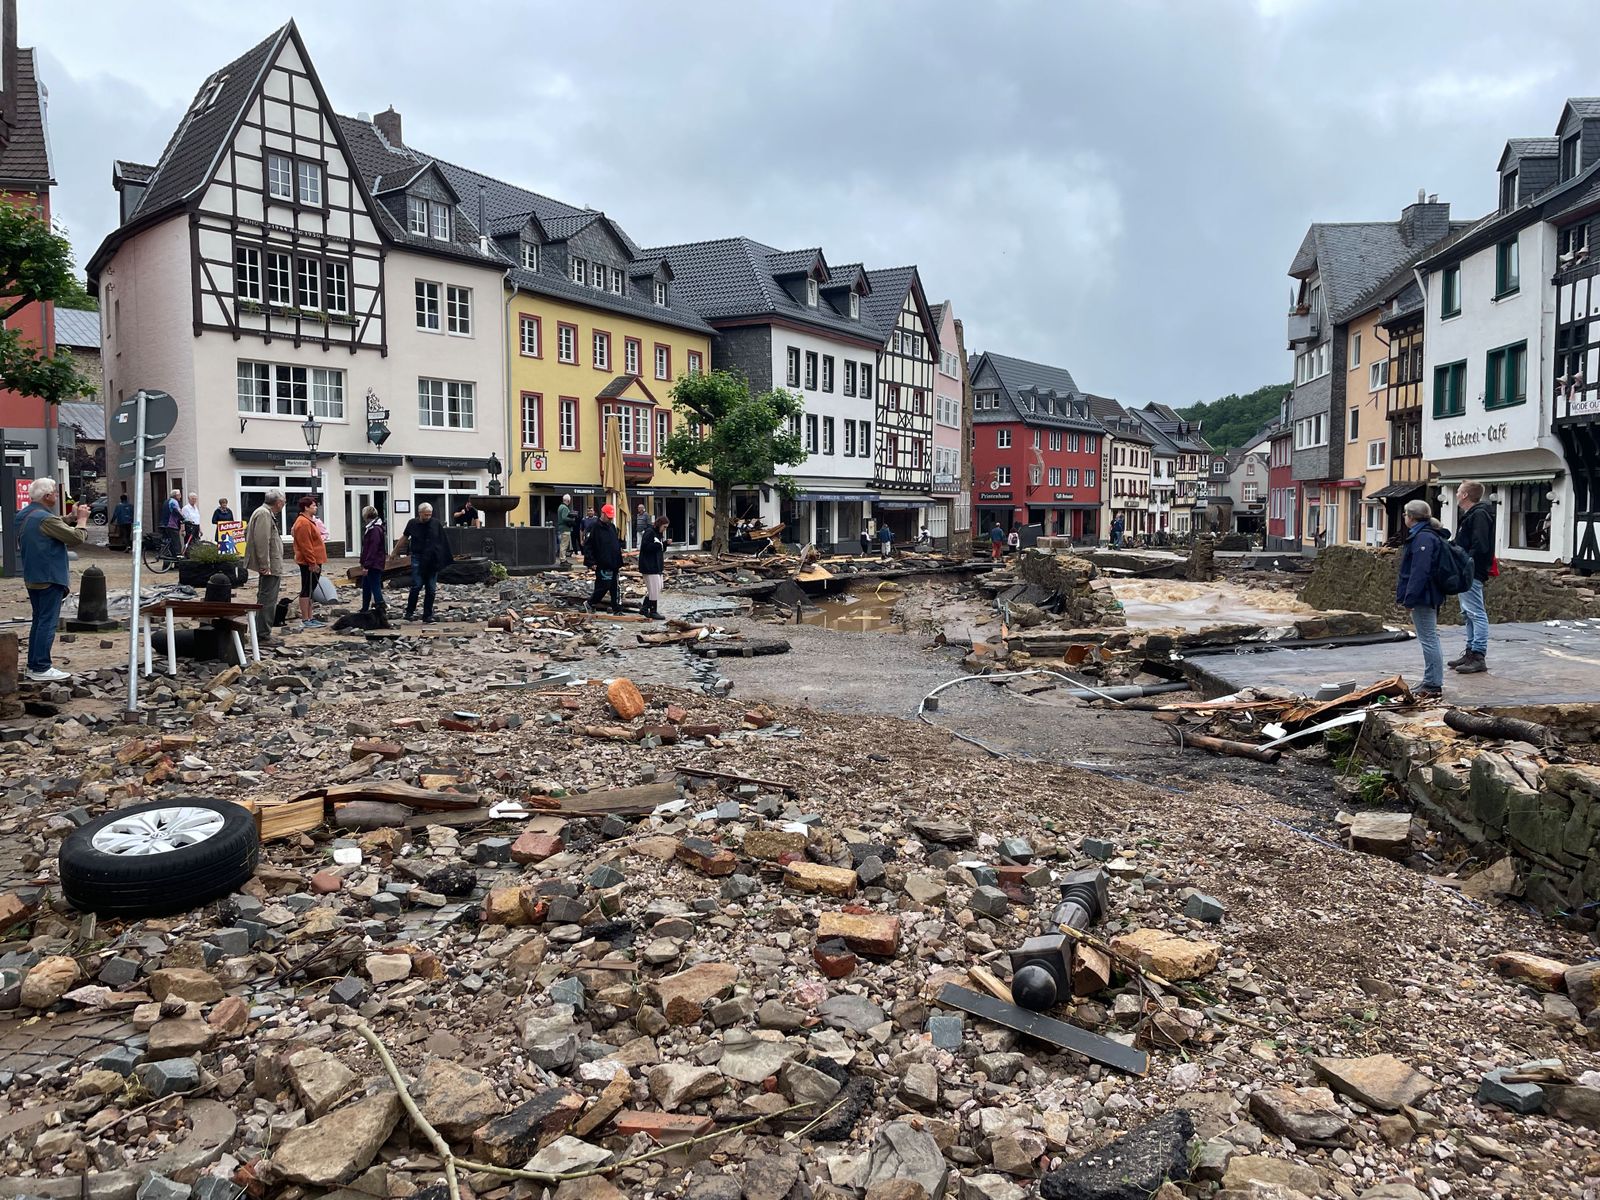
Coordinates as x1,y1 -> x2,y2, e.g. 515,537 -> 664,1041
125,391 -> 147,718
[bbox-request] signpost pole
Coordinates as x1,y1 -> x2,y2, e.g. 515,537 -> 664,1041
0,427 -> 13,579
125,391 -> 147,720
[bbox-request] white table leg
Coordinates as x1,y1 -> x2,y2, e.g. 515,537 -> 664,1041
165,608 -> 177,676
248,614 -> 260,662
230,630 -> 246,667
142,617 -> 153,677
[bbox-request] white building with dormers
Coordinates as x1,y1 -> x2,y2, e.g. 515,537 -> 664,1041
88,22 -> 509,552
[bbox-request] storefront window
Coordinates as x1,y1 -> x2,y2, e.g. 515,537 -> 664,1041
1506,485 -> 1551,551
413,477 -> 483,522
238,471 -> 317,535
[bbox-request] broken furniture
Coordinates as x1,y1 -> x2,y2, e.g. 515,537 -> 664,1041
139,598 -> 262,677
937,983 -> 1148,1076
1009,868 -> 1110,1012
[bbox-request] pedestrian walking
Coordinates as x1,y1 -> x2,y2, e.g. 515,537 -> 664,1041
398,502 -> 451,623
639,514 -> 670,618
557,493 -> 577,558
989,520 -> 1005,561
180,492 -> 203,549
587,503 -> 624,612
878,520 -> 894,560
1006,527 -> 1020,556
633,502 -> 651,549
15,478 -> 89,682
292,496 -> 327,628
359,505 -> 387,615
1451,480 -> 1495,675
579,506 -> 599,559
859,525 -> 872,556
111,492 -> 133,552
245,489 -> 286,642
1396,498 -> 1448,701
162,489 -> 184,559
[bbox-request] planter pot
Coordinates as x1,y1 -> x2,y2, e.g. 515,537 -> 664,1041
178,561 -> 247,590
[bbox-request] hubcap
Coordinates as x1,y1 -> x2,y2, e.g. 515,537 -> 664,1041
90,806 -> 225,856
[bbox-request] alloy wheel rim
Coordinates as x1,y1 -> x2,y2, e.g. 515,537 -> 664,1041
90,806 -> 226,856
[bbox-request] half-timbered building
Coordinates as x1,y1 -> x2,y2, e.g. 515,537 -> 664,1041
1552,112 -> 1600,573
88,22 -> 509,551
859,268 -> 938,542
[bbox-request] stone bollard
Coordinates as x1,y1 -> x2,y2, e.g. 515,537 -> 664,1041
63,565 -> 119,632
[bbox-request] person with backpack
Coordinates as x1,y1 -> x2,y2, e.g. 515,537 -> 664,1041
1450,480 -> 1495,675
1395,498 -> 1457,701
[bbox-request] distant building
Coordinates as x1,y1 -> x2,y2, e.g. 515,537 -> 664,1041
1084,395 -> 1151,538
54,308 -> 104,496
929,300 -> 972,552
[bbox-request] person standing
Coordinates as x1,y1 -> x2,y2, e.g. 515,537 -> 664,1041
1006,526 -> 1020,557
162,489 -> 184,559
556,493 -> 576,558
859,524 -> 872,556
633,502 -> 651,550
989,520 -> 1006,561
1396,498 -> 1447,701
579,506 -> 599,561
878,519 -> 894,560
1451,480 -> 1494,675
292,495 -> 327,628
638,514 -> 670,618
211,497 -> 234,537
245,489 -> 286,642
359,505 -> 387,615
399,502 -> 450,624
15,478 -> 89,682
587,503 -> 624,612
1112,514 -> 1124,549
111,492 -> 133,552
180,492 -> 203,549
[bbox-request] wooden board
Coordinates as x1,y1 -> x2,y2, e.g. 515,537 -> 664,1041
544,783 -> 678,817
315,781 -> 481,812
254,795 -> 327,841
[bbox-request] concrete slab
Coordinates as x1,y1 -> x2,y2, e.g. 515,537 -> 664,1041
1188,619 -> 1600,708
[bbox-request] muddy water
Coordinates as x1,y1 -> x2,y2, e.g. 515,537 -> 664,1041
798,582 -> 906,631
1110,578 -> 1317,630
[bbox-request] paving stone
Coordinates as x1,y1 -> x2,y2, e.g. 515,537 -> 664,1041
1181,892 -> 1225,923
135,1057 -> 200,1098
969,885 -> 1010,917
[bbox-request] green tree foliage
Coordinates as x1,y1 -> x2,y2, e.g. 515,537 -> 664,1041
658,369 -> 805,553
56,270 -> 98,312
1180,382 -> 1291,451
0,203 -> 97,403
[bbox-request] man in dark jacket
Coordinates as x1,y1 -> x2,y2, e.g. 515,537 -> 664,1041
633,502 -> 651,550
399,502 -> 451,624
1396,498 -> 1447,700
1450,480 -> 1494,675
587,503 -> 624,612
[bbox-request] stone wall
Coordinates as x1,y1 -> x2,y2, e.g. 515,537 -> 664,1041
1300,544 -> 1600,624
1016,548 -> 1126,627
1358,710 -> 1600,912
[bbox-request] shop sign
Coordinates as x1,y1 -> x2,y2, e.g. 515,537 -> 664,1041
1051,492 -> 1075,501
1442,422 -> 1511,450
520,450 -> 548,473
978,491 -> 1012,501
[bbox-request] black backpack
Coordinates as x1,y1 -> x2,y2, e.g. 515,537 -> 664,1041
1431,530 -> 1475,596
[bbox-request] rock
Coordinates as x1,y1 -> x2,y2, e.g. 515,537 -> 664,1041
208,995 -> 250,1036
1039,1111 -> 1194,1200
861,1122 -> 949,1200
136,1057 -> 200,1098
1108,929 -> 1220,981
1348,811 -> 1414,855
364,953 -> 411,984
1358,1186 -> 1428,1200
287,1049 -> 359,1119
817,911 -> 901,956
20,955 -> 80,1008
718,1034 -> 800,1084
147,967 -> 224,1004
648,1063 -> 725,1110
147,1017 -> 213,1057
271,1091 -> 402,1187
676,837 -> 737,876
744,827 -> 809,861
904,874 -> 948,904
1566,960 -> 1600,1015
652,961 -> 739,1025
813,939 -> 857,978
819,992 -> 886,1033
1491,950 -> 1571,992
414,1058 -> 503,1139
742,1150 -> 803,1200
1247,1087 -> 1350,1146
911,819 -> 972,845
527,1135 -> 612,1174
136,1176 -> 189,1200
1192,1138 -> 1233,1182
865,1185 -> 929,1200
573,1069 -> 632,1137
1181,892 -> 1224,923
778,1060 -> 842,1106
1478,1068 -> 1544,1113
1221,1155 -> 1324,1197
472,1089 -> 584,1164
1547,1084 -> 1600,1129
900,1062 -> 940,1110
1460,855 -> 1518,899
783,861 -> 859,897
512,831 -> 564,863
990,1128 -> 1046,1176
606,678 -> 645,720
1311,1054 -> 1435,1111
969,886 -> 1011,917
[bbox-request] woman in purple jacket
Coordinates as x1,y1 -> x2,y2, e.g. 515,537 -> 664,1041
359,505 -> 388,614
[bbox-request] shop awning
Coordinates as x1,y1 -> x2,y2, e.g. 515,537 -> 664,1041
1326,478 -> 1366,489
633,487 -> 710,497
407,454 -> 492,471
527,482 -> 601,494
1436,470 -> 1562,485
339,452 -> 403,466
230,449 -> 334,464
877,500 -> 934,509
1366,481 -> 1425,503
798,491 -> 880,501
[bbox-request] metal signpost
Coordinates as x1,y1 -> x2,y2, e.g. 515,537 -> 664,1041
111,390 -> 178,719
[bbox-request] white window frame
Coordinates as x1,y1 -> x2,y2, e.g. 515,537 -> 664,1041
998,428 -> 1012,448
654,280 -> 667,307
265,251 -> 291,307
654,344 -> 670,381
609,267 -> 624,295
687,350 -> 703,376
446,286 -> 472,336
296,257 -> 321,310
822,416 -> 834,455
267,153 -> 294,202
521,242 -> 539,271
559,398 -> 577,450
1347,407 -> 1359,442
571,257 -> 587,285
558,324 -> 577,364
806,277 -> 819,307
1349,331 -> 1360,368
656,410 -> 671,451
415,280 -> 441,332
429,201 -> 451,241
297,160 -> 323,206
786,347 -> 801,388
625,338 -> 640,375
1367,440 -> 1386,470
1048,467 -> 1061,487
235,245 -> 262,303
419,377 -> 476,430
593,330 -> 611,370
806,413 -> 819,454
1049,430 -> 1061,451
237,360 -> 345,420
521,393 -> 542,448
857,420 -> 871,457
849,292 -> 859,318
520,315 -> 540,357
1369,358 -> 1388,392
996,466 -> 1012,485
591,261 -> 606,289
324,262 -> 348,315
844,360 -> 857,396
407,196 -> 429,235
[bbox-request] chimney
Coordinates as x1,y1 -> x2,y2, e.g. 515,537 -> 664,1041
1400,193 -> 1450,246
374,106 -> 402,147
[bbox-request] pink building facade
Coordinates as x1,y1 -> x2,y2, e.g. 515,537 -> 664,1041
929,300 -> 970,551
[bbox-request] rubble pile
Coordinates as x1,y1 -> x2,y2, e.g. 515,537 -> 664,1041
0,578 -> 1596,1198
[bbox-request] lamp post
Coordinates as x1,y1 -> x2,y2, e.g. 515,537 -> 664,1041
301,413 -> 322,502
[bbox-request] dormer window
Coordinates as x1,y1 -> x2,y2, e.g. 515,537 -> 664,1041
571,256 -> 587,284
849,292 -> 859,319
429,203 -> 451,241
407,196 -> 428,235
610,267 -> 624,296
806,278 -> 818,307
654,280 -> 667,307
1500,169 -> 1518,212
408,197 -> 450,240
1561,132 -> 1582,181
591,261 -> 606,290
520,242 -> 538,271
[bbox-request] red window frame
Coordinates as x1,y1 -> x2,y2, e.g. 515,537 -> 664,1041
520,392 -> 543,448
592,328 -> 612,371
559,396 -> 579,451
624,336 -> 642,376
654,343 -> 671,381
557,321 -> 579,365
656,408 -> 672,450
518,313 -> 542,358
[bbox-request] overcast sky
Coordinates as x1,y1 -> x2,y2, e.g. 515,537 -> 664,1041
32,0 -> 1599,407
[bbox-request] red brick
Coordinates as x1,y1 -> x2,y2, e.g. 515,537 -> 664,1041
812,939 -> 857,979
351,740 -> 403,761
680,724 -> 723,739
613,1111 -> 715,1142
309,871 -> 343,895
675,838 -> 736,877
439,717 -> 478,732
512,832 -> 564,864
817,911 -> 901,957
665,704 -> 688,723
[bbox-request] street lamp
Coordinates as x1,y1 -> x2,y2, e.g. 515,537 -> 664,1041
302,414 -> 322,499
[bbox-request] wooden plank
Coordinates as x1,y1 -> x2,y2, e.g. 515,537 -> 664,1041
254,795 -> 326,841
317,781 -> 481,811
968,965 -> 1014,1005
542,782 -> 678,816
936,984 -> 1148,1077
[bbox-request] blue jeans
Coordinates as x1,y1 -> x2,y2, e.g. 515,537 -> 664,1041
407,561 -> 437,619
26,584 -> 67,673
360,569 -> 385,612
1411,605 -> 1443,689
1460,579 -> 1488,654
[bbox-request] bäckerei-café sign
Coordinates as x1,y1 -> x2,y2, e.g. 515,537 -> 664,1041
1442,421 -> 1510,450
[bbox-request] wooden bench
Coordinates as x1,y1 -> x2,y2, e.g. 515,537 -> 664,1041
139,599 -> 263,676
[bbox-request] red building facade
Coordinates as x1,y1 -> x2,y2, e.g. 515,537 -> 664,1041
968,350 -> 1106,541
1266,426 -> 1296,548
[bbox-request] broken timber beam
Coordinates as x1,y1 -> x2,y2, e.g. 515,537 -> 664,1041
1163,723 -> 1280,764
1444,707 -> 1558,749
312,781 -> 481,812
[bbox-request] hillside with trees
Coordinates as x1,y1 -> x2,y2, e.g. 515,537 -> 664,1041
1179,382 -> 1290,451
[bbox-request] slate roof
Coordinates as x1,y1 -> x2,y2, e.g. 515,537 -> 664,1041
1563,98 -> 1600,123
58,401 -> 105,442
1130,411 -> 1180,455
1138,403 -> 1211,453
113,161 -> 155,184
1378,279 -> 1424,325
862,266 -> 920,345
1083,394 -> 1153,444
53,308 -> 102,349
1505,137 -> 1559,159
504,266 -> 714,336
642,237 -> 879,344
929,302 -> 945,326
1418,158 -> 1600,270
1289,222 -> 1445,323
597,374 -> 654,401
971,351 -> 1102,431
982,351 -> 1080,403
428,156 -> 639,253
0,48 -> 53,186
131,25 -> 287,220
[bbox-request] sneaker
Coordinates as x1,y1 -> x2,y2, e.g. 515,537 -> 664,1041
26,667 -> 70,683
1454,652 -> 1487,674
1446,651 -> 1472,669
1413,685 -> 1444,701
302,619 -> 325,629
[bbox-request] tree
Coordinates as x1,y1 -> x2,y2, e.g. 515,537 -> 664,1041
658,369 -> 806,554
0,203 -> 97,404
1179,382 -> 1291,451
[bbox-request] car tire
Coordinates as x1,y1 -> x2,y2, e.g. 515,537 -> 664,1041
59,799 -> 259,917
91,513 -> 108,526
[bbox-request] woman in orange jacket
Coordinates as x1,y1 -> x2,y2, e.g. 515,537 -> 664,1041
292,495 -> 328,628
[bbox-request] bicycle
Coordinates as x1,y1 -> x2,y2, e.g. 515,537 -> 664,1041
141,530 -> 189,574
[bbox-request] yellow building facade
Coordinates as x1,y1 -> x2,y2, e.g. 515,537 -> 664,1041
506,285 -> 714,547
1342,306 -> 1391,547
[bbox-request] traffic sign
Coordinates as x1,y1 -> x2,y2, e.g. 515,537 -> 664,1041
111,389 -> 178,447
281,458 -> 312,469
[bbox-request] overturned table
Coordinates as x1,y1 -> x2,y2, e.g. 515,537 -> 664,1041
139,598 -> 263,676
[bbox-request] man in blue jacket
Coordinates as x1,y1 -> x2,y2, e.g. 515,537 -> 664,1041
1395,498 -> 1447,700
1450,480 -> 1495,675
16,478 -> 90,682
